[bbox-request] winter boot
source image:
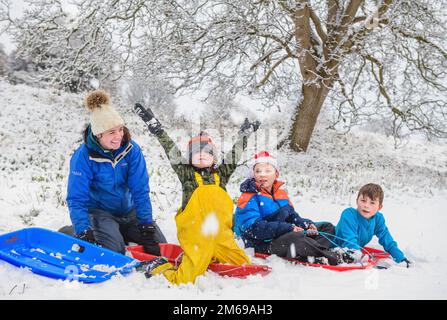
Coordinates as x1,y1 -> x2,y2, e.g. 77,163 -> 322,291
341,249 -> 357,264
344,249 -> 369,263
136,257 -> 171,279
330,248 -> 357,264
309,256 -> 329,265
331,248 -> 368,264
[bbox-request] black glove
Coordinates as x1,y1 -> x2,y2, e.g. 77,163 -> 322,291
134,103 -> 162,135
76,229 -> 98,245
239,117 -> 260,136
401,258 -> 411,268
139,224 -> 161,256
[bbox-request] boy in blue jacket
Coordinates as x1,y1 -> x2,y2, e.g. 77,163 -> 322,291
335,183 -> 411,267
65,90 -> 166,255
234,151 -> 347,266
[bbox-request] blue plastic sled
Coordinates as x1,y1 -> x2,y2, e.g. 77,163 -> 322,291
0,227 -> 140,283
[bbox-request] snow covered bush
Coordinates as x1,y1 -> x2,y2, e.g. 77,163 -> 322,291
3,1 -> 123,92
0,43 -> 8,76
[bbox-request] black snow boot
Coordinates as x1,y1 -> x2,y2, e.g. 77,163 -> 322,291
136,257 -> 170,279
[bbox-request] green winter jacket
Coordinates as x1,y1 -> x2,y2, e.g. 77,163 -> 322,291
153,129 -> 249,210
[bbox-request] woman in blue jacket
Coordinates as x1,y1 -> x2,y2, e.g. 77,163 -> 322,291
65,90 -> 166,255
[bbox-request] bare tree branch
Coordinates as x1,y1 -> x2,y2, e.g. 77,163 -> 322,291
4,0 -> 445,148
309,5 -> 327,44
255,54 -> 291,88
393,27 -> 447,60
293,1 -> 318,82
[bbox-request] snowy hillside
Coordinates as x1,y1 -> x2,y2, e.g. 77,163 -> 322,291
0,80 -> 446,299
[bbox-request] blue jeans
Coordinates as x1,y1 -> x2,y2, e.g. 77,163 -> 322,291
88,208 -> 167,254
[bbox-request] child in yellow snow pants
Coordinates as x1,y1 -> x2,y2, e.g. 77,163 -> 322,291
163,173 -> 249,284
134,103 -> 260,284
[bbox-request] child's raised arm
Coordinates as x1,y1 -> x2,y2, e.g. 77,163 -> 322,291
219,118 -> 260,186
134,103 -> 188,182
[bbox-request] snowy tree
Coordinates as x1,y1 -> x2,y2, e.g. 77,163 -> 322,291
8,49 -> 30,72
200,89 -> 260,133
121,72 -> 176,124
1,0 -> 446,150
0,43 -> 8,76
1,0 -> 124,92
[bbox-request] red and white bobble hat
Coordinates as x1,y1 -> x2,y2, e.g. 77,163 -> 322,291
249,150 -> 279,178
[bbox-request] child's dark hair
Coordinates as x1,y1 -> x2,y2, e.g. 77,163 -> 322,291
357,183 -> 384,205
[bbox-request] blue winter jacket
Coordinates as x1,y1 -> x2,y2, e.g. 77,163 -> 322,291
67,127 -> 153,235
234,178 -> 313,252
335,207 -> 405,262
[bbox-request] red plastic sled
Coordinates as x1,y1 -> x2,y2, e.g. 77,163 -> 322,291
254,246 -> 391,272
127,243 -> 271,278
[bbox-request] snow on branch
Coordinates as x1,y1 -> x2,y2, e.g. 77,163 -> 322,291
2,0 -> 445,144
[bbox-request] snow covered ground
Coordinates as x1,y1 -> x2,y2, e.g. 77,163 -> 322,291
0,80 -> 446,299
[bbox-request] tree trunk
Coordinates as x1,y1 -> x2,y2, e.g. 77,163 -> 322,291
290,84 -> 329,152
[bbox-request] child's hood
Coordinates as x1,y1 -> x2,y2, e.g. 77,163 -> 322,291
239,178 -> 285,194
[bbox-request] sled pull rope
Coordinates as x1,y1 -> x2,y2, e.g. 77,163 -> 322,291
308,231 -> 360,264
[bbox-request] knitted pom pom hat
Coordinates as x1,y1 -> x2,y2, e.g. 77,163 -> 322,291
84,90 -> 124,135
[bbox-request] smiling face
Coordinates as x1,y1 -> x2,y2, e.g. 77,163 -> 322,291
97,125 -> 124,150
356,194 -> 383,219
191,150 -> 215,168
253,162 -> 279,191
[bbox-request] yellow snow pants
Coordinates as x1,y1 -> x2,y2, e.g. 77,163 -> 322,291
155,172 -> 250,285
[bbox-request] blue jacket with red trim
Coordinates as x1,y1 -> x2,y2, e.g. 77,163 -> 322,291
233,178 -> 313,252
